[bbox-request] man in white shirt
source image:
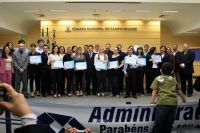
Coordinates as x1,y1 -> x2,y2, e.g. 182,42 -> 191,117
35,39 -> 44,54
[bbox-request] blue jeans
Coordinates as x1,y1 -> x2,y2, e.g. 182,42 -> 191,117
152,105 -> 177,133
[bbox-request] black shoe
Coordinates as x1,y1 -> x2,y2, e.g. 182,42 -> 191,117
132,95 -> 138,99
86,92 -> 90,95
42,94 -> 47,97
124,95 -> 130,98
24,94 -> 29,99
187,94 -> 192,97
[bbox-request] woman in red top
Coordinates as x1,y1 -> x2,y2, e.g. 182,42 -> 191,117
0,45 -> 14,84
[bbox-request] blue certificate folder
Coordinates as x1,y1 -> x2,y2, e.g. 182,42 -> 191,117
108,61 -> 119,69
96,61 -> 108,70
137,58 -> 146,66
75,62 -> 87,70
64,60 -> 75,69
29,55 -> 42,64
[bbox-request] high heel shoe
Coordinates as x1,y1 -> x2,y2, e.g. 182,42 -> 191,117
76,91 -> 80,96
79,91 -> 83,96
101,93 -> 105,97
57,94 -> 61,97
53,94 -> 57,98
97,93 -> 100,97
30,92 -> 34,98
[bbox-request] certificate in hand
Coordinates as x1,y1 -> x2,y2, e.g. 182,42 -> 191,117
53,60 -> 64,68
137,58 -> 146,66
152,55 -> 162,63
96,61 -> 108,70
125,56 -> 137,65
108,61 -> 119,69
29,56 -> 42,64
64,60 -> 74,69
75,62 -> 87,70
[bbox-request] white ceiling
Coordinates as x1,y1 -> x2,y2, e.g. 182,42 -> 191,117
0,1 -> 200,35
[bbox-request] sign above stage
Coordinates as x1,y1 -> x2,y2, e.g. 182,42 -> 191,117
65,26 -> 137,32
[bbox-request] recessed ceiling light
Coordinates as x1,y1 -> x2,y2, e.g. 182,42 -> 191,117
162,10 -> 178,13
136,10 -> 151,13
36,18 -> 48,21
24,10 -> 39,13
108,10 -> 122,13
185,31 -> 197,34
80,9 -> 96,13
50,9 -> 66,12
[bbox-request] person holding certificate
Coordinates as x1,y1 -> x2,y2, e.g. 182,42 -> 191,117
135,47 -> 146,96
109,47 -> 124,97
146,47 -> 161,95
48,45 -> 63,98
59,46 -> 66,95
63,47 -> 75,97
74,47 -> 86,96
94,46 -> 108,97
124,48 -> 138,99
28,43 -> 41,97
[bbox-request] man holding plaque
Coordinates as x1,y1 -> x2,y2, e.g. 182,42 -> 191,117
28,43 -> 41,97
84,45 -> 97,95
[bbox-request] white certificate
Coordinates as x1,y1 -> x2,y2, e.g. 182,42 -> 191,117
75,62 -> 87,70
137,58 -> 146,66
108,61 -> 119,69
125,56 -> 137,65
29,56 -> 42,64
64,60 -> 74,69
96,61 -> 108,70
53,60 -> 64,68
152,55 -> 162,63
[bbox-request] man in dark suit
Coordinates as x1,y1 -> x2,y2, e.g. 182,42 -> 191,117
172,44 -> 181,85
40,45 -> 51,97
158,45 -> 171,69
85,45 -> 97,95
179,43 -> 195,97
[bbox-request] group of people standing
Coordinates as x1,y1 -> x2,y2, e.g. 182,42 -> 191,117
0,39 -> 195,98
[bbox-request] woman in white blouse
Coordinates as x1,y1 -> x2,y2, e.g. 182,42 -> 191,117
94,46 -> 108,97
48,45 -> 63,98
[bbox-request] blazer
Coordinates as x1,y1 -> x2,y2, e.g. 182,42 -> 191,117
173,51 -> 181,72
14,124 -> 52,133
41,52 -> 51,71
13,50 -> 29,71
0,55 -> 14,73
85,52 -> 96,71
158,53 -> 171,69
179,50 -> 195,74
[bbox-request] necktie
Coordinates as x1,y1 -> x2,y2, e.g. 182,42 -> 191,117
90,53 -> 92,58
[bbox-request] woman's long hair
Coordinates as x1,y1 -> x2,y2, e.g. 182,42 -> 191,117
1,46 -> 11,59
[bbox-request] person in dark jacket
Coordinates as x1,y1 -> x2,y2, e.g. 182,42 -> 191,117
179,43 -> 195,97
28,43 -> 41,97
158,45 -> 171,69
40,45 -> 51,97
84,45 -> 97,95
